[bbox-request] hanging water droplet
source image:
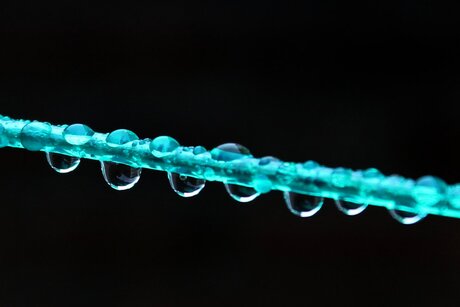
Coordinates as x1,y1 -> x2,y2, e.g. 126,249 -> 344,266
167,172 -> 205,197
388,209 -> 426,225
20,121 -> 52,151
100,162 -> 141,190
284,192 -> 324,217
211,143 -> 260,202
46,152 -> 80,173
150,136 -> 180,158
225,184 -> 260,202
335,199 -> 367,216
63,124 -> 94,145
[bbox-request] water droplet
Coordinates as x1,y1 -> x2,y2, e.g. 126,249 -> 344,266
211,143 -> 259,202
193,146 -> 207,155
210,143 -> 252,161
46,152 -> 80,173
106,129 -> 139,146
413,176 -> 446,207
259,156 -> 279,166
331,168 -> 353,188
284,192 -> 324,217
63,124 -> 94,145
20,121 -> 52,151
0,123 -> 7,148
150,136 -> 180,158
335,199 -> 367,216
203,167 -> 215,180
167,172 -> 205,197
302,160 -> 319,170
253,175 -> 272,193
388,209 -> 426,225
100,162 -> 141,190
225,184 -> 260,202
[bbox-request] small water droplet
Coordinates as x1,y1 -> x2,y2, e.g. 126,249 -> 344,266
100,162 -> 141,190
253,175 -> 272,193
46,152 -> 80,173
388,209 -> 426,225
106,129 -> 139,146
303,160 -> 319,170
211,143 -> 252,161
167,172 -> 205,197
413,176 -> 446,207
193,146 -> 207,155
20,121 -> 52,151
63,124 -> 94,145
0,123 -> 7,148
335,199 -> 367,216
150,136 -> 180,158
211,143 -> 259,202
331,168 -> 353,188
259,156 -> 279,166
284,192 -> 324,217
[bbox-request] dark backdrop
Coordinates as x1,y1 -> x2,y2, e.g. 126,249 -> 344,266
1,1 -> 460,306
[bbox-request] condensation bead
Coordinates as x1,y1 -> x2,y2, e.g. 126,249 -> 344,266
106,129 -> 139,146
150,136 -> 180,158
20,121 -> 52,151
63,124 -> 94,145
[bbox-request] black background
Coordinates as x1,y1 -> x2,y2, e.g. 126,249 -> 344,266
1,1 -> 460,306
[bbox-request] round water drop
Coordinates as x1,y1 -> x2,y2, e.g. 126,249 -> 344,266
100,162 -> 142,190
212,143 -> 260,202
106,129 -> 139,146
388,209 -> 426,225
225,184 -> 260,202
253,175 -> 272,193
0,123 -> 8,148
63,124 -> 94,145
46,152 -> 80,173
167,172 -> 205,197
259,156 -> 279,166
413,176 -> 446,207
193,146 -> 207,155
284,192 -> 324,217
335,199 -> 367,216
211,143 -> 252,161
150,136 -> 180,158
20,121 -> 52,151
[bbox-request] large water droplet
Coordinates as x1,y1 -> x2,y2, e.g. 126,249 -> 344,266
0,123 -> 8,148
101,162 -> 141,190
63,124 -> 94,145
225,184 -> 260,202
167,173 -> 205,197
20,121 -> 52,151
284,192 -> 324,217
46,152 -> 80,173
335,199 -> 367,216
388,209 -> 426,225
211,143 -> 259,202
106,129 -> 139,146
150,136 -> 180,158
